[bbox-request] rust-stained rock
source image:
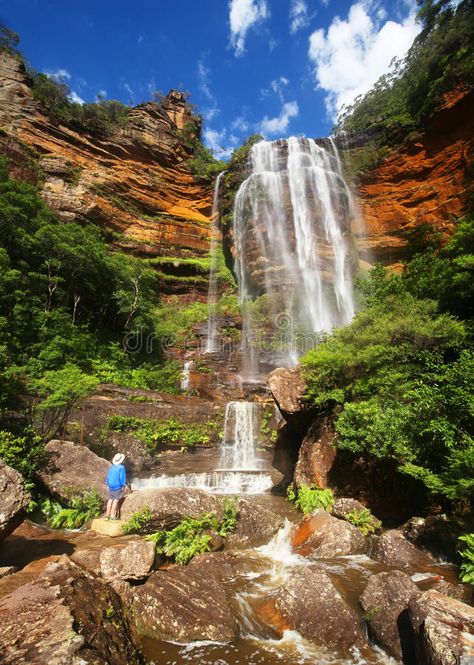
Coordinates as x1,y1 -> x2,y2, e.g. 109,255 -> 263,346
39,439 -> 110,502
132,566 -> 238,642
257,567 -> 365,651
100,539 -> 156,581
0,460 -> 30,542
409,589 -> 474,665
294,418 -> 337,489
371,530 -> 437,571
0,556 -> 142,664
292,510 -> 367,559
360,570 -> 420,660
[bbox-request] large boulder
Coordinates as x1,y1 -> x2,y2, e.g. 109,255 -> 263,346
257,567 -> 365,651
38,439 -> 110,502
402,514 -> 470,561
371,530 -> 437,571
409,589 -> 474,665
100,539 -> 156,581
0,460 -> 30,542
0,556 -> 142,664
294,418 -> 337,489
360,570 -> 420,660
267,367 -> 317,432
292,510 -> 368,559
225,498 -> 283,549
331,497 -> 382,531
132,566 -> 238,642
121,486 -> 222,522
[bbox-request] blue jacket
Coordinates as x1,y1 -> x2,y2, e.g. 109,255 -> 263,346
106,464 -> 126,491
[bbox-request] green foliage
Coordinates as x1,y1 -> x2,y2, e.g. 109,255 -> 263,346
0,429 -> 45,480
122,505 -> 154,535
175,120 -> 226,183
344,508 -> 381,536
0,24 -> 20,56
458,533 -> 474,585
287,484 -> 335,514
153,298 -> 208,348
45,489 -> 102,529
147,500 -> 237,565
104,415 -> 216,451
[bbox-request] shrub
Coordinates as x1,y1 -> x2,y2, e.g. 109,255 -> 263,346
287,484 -> 334,514
122,505 -> 154,535
44,489 -> 102,529
0,429 -> 45,479
458,533 -> 474,585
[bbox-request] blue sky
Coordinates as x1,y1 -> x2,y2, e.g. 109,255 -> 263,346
0,0 -> 421,158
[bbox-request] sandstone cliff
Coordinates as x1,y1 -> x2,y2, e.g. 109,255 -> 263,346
0,52 -> 213,296
353,91 -> 474,267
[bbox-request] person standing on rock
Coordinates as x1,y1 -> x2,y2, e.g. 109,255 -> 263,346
105,453 -> 127,520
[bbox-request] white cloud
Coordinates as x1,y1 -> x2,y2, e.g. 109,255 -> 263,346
231,116 -> 250,132
290,0 -> 310,34
259,100 -> 299,136
45,68 -> 71,82
96,89 -> 107,100
204,127 -> 234,159
308,2 -> 421,118
229,0 -> 269,56
261,76 -> 289,101
120,80 -> 135,103
68,91 -> 85,105
197,59 -> 220,122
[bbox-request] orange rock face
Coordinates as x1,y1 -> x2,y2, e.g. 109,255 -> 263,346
355,91 -> 474,266
0,52 -> 212,295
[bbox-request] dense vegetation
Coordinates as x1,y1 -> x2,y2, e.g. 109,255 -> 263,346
301,218 -> 474,509
336,0 -> 474,171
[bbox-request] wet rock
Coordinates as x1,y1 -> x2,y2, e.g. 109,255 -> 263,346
331,497 -> 382,530
267,367 -> 317,432
226,498 -> 283,549
292,510 -> 368,559
39,439 -> 110,502
371,530 -> 437,571
402,514 -> 468,560
409,589 -> 474,665
121,486 -> 222,523
132,566 -> 238,642
0,556 -> 142,664
187,551 -> 243,581
360,570 -> 420,660
100,539 -> 156,581
432,580 -> 474,604
0,567 -> 16,579
294,417 -> 337,489
0,460 -> 30,542
258,567 -> 365,651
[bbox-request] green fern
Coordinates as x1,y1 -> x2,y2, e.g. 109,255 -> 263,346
287,484 -> 334,515
217,498 -> 238,537
344,508 -> 381,536
458,533 -> 474,585
47,489 -> 102,529
122,505 -> 153,534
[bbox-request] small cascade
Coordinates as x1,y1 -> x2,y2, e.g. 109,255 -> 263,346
180,360 -> 193,391
233,137 -> 357,379
132,400 -> 274,494
205,170 -> 225,354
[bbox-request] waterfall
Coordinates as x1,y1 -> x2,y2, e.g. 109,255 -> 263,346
219,401 -> 260,471
233,137 -> 356,379
180,360 -> 193,392
205,171 -> 225,353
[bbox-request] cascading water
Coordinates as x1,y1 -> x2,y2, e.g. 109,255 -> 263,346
233,137 -> 356,379
205,170 -> 225,353
131,401 -> 274,494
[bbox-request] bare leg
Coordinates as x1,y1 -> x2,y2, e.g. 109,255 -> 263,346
106,498 -> 113,518
111,498 -> 120,518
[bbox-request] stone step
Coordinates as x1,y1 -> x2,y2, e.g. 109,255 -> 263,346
91,517 -> 126,537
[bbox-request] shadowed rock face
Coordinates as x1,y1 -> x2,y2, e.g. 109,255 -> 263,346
0,557 -> 142,665
0,461 -> 30,542
409,589 -> 474,665
132,566 -> 238,642
371,530 -> 438,572
360,570 -> 420,660
257,566 -> 366,651
39,439 -> 110,502
0,52 -> 212,297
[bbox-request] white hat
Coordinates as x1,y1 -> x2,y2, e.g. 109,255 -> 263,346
112,453 -> 125,465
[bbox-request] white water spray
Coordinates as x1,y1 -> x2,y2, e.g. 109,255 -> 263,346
180,360 -> 193,392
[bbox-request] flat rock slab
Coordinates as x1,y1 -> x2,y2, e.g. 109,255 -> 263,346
91,518 -> 126,537
100,540 -> 156,580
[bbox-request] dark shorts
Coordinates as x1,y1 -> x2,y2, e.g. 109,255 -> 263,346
108,488 -> 123,500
